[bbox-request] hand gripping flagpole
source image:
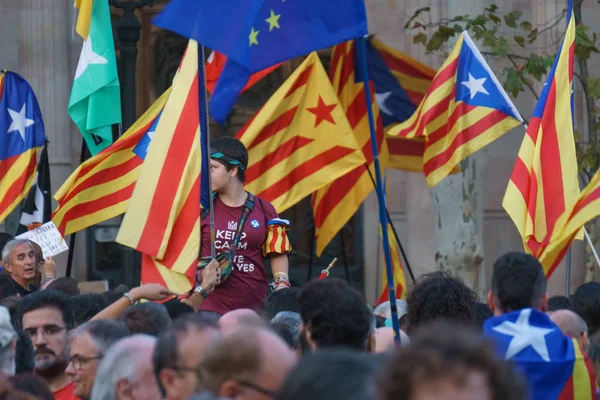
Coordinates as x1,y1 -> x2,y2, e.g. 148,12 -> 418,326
357,36 -> 401,345
198,43 -> 216,259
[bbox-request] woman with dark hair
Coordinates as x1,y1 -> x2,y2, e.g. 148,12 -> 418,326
197,137 -> 291,316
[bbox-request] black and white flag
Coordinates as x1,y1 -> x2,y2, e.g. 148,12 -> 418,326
17,144 -> 51,234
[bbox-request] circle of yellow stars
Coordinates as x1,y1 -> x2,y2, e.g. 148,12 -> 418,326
249,9 -> 282,47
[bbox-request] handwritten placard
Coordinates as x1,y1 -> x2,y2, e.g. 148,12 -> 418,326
16,221 -> 69,257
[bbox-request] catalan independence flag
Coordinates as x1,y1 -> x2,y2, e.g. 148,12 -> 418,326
311,40 -> 388,256
540,168 -> 600,276
503,0 -> 579,267
484,308 -> 596,400
0,71 -> 46,223
388,31 -> 523,187
236,52 -> 366,213
117,41 -> 204,294
52,88 -> 170,237
376,223 -> 406,304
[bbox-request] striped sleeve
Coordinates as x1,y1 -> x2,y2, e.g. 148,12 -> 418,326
262,219 -> 292,257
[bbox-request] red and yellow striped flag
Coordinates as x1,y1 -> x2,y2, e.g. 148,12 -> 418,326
51,88 -> 170,237
311,41 -> 388,256
237,52 -> 366,213
388,32 -> 522,187
503,6 -> 579,264
539,168 -> 600,276
376,224 -> 406,304
117,41 -> 202,293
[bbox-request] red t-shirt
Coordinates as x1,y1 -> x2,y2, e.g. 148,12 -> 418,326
53,382 -> 78,400
200,195 -> 279,315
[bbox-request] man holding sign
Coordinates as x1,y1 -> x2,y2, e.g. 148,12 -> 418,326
0,239 -> 38,298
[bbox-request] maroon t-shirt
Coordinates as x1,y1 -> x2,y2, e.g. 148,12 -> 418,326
200,195 -> 279,314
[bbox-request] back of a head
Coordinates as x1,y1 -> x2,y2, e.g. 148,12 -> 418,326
16,290 -> 74,330
9,373 -> 53,400
44,277 -> 81,297
72,294 -> 109,326
549,310 -> 588,339
548,295 -> 572,311
406,271 -> 477,332
91,334 -> 156,400
163,298 -> 194,321
377,321 -> 526,400
277,350 -> 380,400
491,252 -> 546,313
121,302 -> 171,336
71,320 -> 130,353
573,282 -> 600,335
474,302 -> 493,332
297,278 -> 372,351
264,287 -> 301,320
271,311 -> 302,350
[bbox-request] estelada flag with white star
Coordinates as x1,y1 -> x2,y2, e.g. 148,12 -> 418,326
0,71 -> 46,223
236,52 -> 366,213
484,308 -> 596,400
387,31 -> 523,188
503,0 -> 580,265
153,0 -> 368,123
69,0 -> 121,155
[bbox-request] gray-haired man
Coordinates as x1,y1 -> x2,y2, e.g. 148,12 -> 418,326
0,239 -> 38,298
66,320 -> 130,400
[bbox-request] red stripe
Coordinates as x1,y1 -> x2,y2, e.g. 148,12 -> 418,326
329,44 -> 346,82
0,153 -> 22,179
59,155 -> 141,205
244,107 -> 298,151
345,86 -> 367,129
137,73 -> 200,255
423,108 -> 509,174
510,157 -> 533,204
396,92 -> 453,138
539,79 -> 565,237
557,373 -> 574,399
336,45 -> 356,97
159,177 -> 200,268
0,154 -> 36,215
404,88 -> 429,107
257,146 -> 358,202
387,137 -> 424,157
54,183 -> 135,235
379,50 -> 435,81
571,185 -> 600,217
141,255 -> 167,287
425,98 -> 473,146
285,64 -> 313,98
246,136 -> 314,183
270,225 -> 279,254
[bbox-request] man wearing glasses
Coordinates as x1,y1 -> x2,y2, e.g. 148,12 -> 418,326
65,320 -> 130,400
17,290 -> 76,400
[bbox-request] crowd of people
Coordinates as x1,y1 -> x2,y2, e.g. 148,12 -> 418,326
0,140 -> 598,399
0,230 -> 598,399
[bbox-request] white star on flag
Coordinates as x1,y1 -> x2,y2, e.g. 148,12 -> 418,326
7,103 -> 35,141
461,73 -> 490,100
492,308 -> 554,362
145,129 -> 156,154
375,91 -> 393,116
74,36 -> 108,80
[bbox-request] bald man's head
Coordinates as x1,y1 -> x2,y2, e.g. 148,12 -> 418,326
549,310 -> 588,343
374,327 -> 410,353
218,309 -> 262,333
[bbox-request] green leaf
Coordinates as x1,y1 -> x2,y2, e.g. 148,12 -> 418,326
520,21 -> 533,31
489,13 -> 501,24
514,35 -> 525,47
504,68 -> 525,98
404,7 -> 431,29
471,14 -> 488,26
485,4 -> 499,13
525,54 -> 548,81
413,33 -> 428,46
504,11 -> 522,28
588,77 -> 600,99
492,36 -> 510,56
453,24 -> 464,34
576,23 -> 599,61
528,28 -> 538,43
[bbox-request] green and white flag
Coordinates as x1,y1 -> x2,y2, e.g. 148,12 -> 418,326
68,0 -> 121,155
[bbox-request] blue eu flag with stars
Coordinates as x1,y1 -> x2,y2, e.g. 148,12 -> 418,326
153,0 -> 368,123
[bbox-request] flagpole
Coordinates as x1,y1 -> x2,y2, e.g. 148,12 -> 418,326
584,227 -> 600,270
357,36 -> 401,345
65,138 -> 89,277
364,165 -> 416,283
198,44 -> 216,259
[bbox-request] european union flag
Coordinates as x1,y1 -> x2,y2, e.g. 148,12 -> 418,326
0,71 -> 46,161
484,308 -> 596,400
153,0 -> 368,123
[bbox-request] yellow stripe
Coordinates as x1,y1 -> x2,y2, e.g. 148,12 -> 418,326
117,42 -> 198,250
0,149 -> 38,222
389,70 -> 432,95
502,181 -> 534,244
315,171 -> 373,255
424,116 -> 520,187
60,201 -> 129,237
74,0 -> 93,40
154,259 -> 193,294
572,338 -> 593,400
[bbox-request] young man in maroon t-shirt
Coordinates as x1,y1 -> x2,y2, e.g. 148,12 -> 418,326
199,138 -> 291,315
